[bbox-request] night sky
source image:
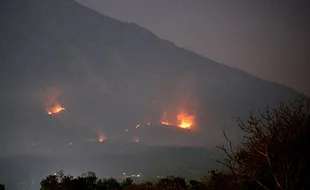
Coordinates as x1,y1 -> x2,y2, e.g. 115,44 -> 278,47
76,0 -> 310,95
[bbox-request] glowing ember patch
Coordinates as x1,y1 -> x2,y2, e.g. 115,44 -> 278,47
161,121 -> 169,125
47,104 -> 65,115
98,135 -> 106,143
133,137 -> 139,143
160,111 -> 195,129
161,111 -> 170,125
147,122 -> 151,126
177,112 -> 195,129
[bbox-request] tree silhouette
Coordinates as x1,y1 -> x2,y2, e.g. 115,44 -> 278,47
157,176 -> 187,189
40,174 -> 59,190
201,169 -> 234,190
120,178 -> 133,189
218,96 -> 310,189
0,184 -> 5,190
188,179 -> 206,189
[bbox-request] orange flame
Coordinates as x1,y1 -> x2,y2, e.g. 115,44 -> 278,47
177,112 -> 195,129
147,122 -> 151,126
160,111 -> 195,129
47,104 -> 65,115
160,112 -> 170,125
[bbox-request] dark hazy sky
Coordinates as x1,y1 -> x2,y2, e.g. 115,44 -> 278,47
76,0 -> 310,95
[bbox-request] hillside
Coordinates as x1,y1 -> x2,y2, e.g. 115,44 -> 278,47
0,0 -> 300,151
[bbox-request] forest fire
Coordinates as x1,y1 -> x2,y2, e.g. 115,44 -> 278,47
177,112 -> 195,129
40,87 -> 65,116
160,111 -> 195,129
47,104 -> 65,115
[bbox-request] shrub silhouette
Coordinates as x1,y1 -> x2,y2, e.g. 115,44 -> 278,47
188,179 -> 206,189
120,178 -> 133,189
201,169 -> 235,190
0,184 -> 4,190
156,176 -> 187,189
218,96 -> 310,189
40,171 -> 120,190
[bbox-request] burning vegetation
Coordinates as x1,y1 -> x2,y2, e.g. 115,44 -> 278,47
160,111 -> 195,129
41,87 -> 65,115
177,112 -> 195,129
47,103 -> 65,115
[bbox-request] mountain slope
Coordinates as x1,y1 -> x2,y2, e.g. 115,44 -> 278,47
0,0 -> 300,152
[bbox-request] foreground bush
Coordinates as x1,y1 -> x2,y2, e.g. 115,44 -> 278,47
40,172 -> 199,190
218,96 -> 310,189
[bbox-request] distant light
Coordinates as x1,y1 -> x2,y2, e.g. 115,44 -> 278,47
137,174 -> 140,177
69,142 -> 73,146
135,124 -> 140,129
125,129 -> 129,132
123,173 -> 126,175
